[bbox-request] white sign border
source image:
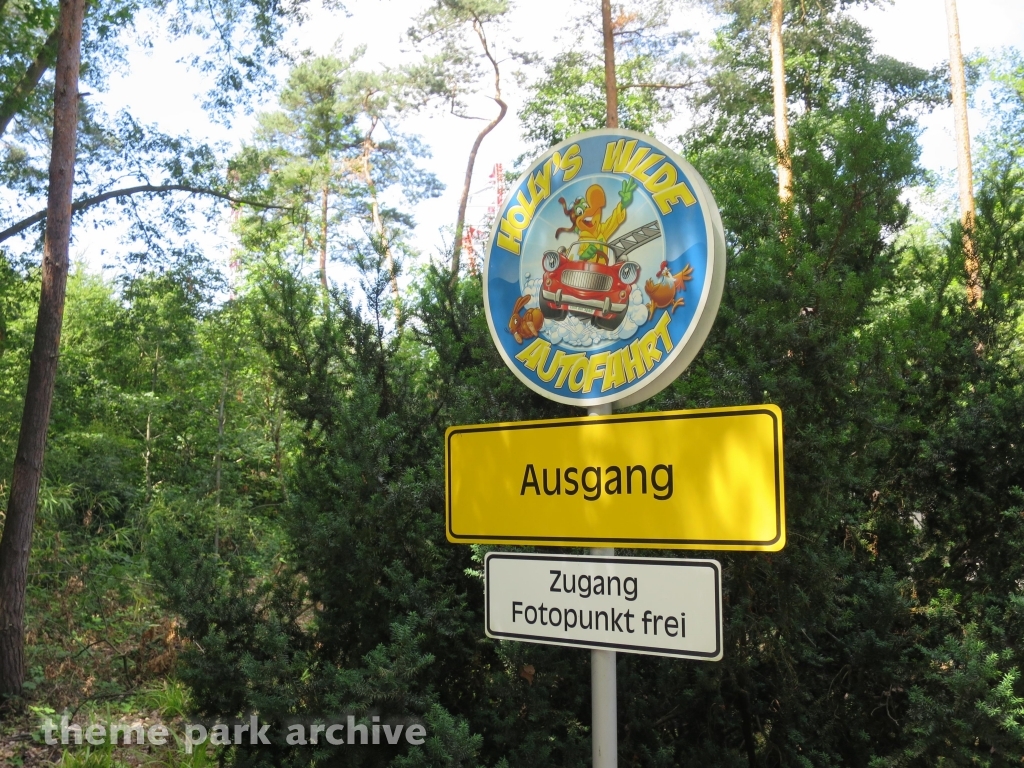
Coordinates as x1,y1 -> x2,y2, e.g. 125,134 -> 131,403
484,552 -> 723,660
481,128 -> 728,408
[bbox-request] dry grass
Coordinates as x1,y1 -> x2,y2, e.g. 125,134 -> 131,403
1,534 -> 193,767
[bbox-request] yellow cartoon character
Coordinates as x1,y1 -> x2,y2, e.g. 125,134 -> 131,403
555,179 -> 638,264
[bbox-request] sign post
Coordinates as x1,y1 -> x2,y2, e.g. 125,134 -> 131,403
588,403 -> 615,768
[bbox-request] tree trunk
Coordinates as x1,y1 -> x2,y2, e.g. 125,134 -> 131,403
361,133 -> 402,320
273,403 -> 287,503
320,183 -> 329,292
0,27 -> 61,140
214,370 -> 228,507
770,0 -> 792,204
0,0 -> 85,698
143,411 -> 153,499
945,0 -> 980,308
264,376 -> 288,504
737,687 -> 758,768
450,20 -> 507,284
602,0 -> 619,129
142,342 -> 160,502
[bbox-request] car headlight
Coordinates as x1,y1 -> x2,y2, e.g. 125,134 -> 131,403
619,261 -> 640,284
542,251 -> 560,272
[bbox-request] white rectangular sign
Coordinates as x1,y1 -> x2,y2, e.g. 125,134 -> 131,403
484,552 -> 722,660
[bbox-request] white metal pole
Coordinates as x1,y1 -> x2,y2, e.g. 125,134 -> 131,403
587,403 -> 616,768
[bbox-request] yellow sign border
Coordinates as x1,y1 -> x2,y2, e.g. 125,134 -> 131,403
445,405 -> 785,551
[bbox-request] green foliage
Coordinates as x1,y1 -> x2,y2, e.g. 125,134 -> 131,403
516,0 -> 692,157
148,7 -> 1024,763
0,249 -> 296,719
140,678 -> 193,720
0,0 -> 310,289
58,747 -> 129,768
653,6 -> 1024,763
690,0 -> 941,157
147,240 -> 581,766
4,1 -> 1024,766
975,50 -> 1024,161
405,0 -> 514,118
232,52 -> 441,292
0,0 -> 140,135
518,51 -> 666,152
0,0 -> 305,139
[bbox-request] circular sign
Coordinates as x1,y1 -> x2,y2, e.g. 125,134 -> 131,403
483,128 -> 726,407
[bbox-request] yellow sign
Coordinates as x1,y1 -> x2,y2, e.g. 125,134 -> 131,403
445,405 -> 785,551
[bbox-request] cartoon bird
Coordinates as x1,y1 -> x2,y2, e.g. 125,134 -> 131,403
644,261 -> 694,321
555,179 -> 638,264
508,294 -> 544,344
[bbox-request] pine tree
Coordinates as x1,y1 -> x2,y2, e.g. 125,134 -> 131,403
945,0 -> 981,308
0,0 -> 85,697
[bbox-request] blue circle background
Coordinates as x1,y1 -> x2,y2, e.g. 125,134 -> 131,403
517,173 -> 664,352
485,132 -> 711,403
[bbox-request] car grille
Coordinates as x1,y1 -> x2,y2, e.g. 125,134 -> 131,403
561,270 -> 612,292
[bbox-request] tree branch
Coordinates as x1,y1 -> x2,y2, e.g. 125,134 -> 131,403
619,81 -> 694,90
0,27 -> 61,139
450,16 -> 507,284
0,183 -> 291,244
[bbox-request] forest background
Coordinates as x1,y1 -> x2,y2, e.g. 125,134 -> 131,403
0,0 -> 1023,766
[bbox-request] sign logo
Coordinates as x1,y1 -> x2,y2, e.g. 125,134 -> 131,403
483,129 -> 726,407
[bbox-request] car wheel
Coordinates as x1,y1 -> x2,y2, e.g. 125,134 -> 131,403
540,301 -> 567,321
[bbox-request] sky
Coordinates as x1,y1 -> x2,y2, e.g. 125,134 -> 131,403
75,0 -> 1024,278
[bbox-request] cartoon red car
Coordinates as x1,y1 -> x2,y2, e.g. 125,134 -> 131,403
539,221 -> 661,331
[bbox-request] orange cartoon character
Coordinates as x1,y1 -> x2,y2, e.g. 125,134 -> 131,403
508,294 -> 544,344
644,260 -> 694,321
556,179 -> 638,264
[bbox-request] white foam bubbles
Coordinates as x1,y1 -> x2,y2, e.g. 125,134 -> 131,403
531,285 -> 649,351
